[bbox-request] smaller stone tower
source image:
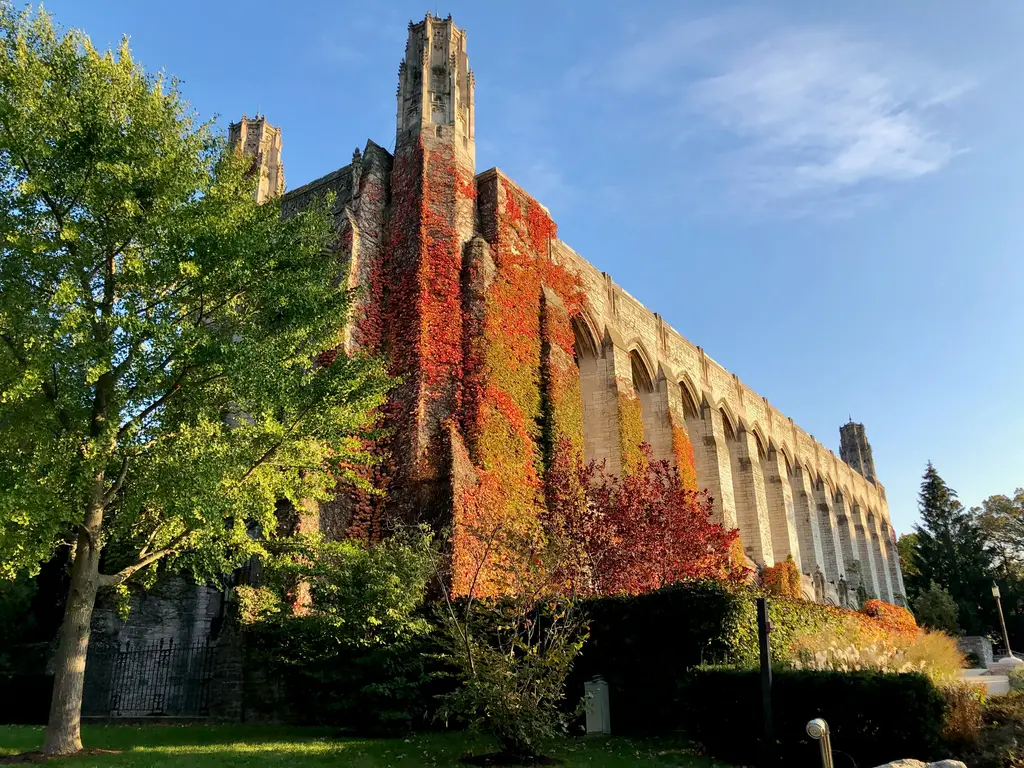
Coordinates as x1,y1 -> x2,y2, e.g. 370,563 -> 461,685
227,115 -> 285,203
840,421 -> 877,484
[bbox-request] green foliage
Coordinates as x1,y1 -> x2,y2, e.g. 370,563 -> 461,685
437,598 -> 587,759
246,527 -> 437,646
961,691 -> 1024,768
681,668 -> 947,767
1006,665 -> 1024,692
568,581 -> 857,734
240,527 -> 441,733
899,532 -> 922,580
939,681 -> 984,747
910,464 -> 995,635
0,724 -> 736,766
0,2 -> 391,584
914,581 -> 961,634
437,522 -> 589,759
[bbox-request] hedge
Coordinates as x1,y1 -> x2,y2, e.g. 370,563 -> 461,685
239,581 -> 918,735
681,668 -> 946,767
567,580 -> 916,733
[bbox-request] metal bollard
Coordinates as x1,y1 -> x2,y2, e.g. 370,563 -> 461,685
805,718 -> 834,768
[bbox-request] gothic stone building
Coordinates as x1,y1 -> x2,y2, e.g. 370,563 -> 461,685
239,15 -> 904,604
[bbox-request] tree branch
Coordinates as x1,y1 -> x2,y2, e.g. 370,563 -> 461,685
100,453 -> 130,507
116,367 -> 190,441
98,530 -> 191,589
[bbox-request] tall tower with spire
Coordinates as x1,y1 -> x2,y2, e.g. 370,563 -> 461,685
840,421 -> 877,484
383,15 -> 478,523
227,115 -> 285,203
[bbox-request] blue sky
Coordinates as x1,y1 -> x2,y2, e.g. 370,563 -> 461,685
44,0 -> 1024,535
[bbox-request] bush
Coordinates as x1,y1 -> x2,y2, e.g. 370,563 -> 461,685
238,527 -> 445,733
567,580 -> 917,734
791,627 -> 965,681
940,681 -> 984,747
1008,665 -> 1024,692
962,691 -> 1024,768
681,668 -> 947,767
436,598 -> 587,759
862,599 -> 919,639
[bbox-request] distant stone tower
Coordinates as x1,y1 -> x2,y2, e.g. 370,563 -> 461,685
384,14 -> 477,523
227,115 -> 285,202
840,421 -> 877,484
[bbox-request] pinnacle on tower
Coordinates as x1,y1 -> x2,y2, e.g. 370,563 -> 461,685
395,13 -> 475,166
227,115 -> 285,203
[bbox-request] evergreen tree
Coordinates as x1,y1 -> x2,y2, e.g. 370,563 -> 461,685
912,581 -> 960,635
910,463 -> 994,635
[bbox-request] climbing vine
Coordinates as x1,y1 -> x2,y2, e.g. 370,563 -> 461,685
670,415 -> 698,493
451,176 -> 588,596
617,385 -> 646,476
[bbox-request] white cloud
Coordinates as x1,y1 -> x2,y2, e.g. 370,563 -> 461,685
606,16 -> 973,212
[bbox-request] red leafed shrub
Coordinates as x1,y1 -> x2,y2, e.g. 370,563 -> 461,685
543,440 -> 746,596
861,599 -> 919,638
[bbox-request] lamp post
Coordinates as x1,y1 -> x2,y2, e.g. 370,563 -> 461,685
993,584 -> 1015,660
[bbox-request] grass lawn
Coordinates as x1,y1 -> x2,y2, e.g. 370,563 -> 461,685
0,724 -> 734,767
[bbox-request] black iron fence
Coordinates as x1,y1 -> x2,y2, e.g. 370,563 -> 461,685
107,638 -> 215,717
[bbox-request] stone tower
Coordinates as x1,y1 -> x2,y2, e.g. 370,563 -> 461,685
384,14 -> 477,523
227,115 -> 285,203
840,421 -> 877,484
396,14 -> 475,167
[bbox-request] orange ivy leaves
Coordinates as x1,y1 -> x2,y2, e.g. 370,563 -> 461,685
861,598 -> 918,640
451,176 -> 586,596
762,555 -> 803,598
671,417 -> 698,493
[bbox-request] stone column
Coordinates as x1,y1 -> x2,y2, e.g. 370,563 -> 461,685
790,466 -> 826,577
687,404 -> 738,530
883,523 -> 907,600
643,378 -> 677,465
584,340 -> 627,476
833,492 -> 863,585
813,482 -> 845,584
851,503 -> 881,599
730,428 -> 774,566
762,448 -> 801,570
870,516 -> 895,603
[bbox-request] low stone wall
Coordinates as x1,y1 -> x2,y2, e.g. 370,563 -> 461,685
958,635 -> 994,668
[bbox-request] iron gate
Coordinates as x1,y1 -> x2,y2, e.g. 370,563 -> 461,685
107,638 -> 214,717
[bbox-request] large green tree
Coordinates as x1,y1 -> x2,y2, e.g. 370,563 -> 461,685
976,491 -> 1024,649
0,5 -> 390,755
977,491 -> 1024,580
909,463 -> 994,635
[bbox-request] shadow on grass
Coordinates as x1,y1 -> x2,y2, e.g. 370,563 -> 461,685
0,726 -> 732,767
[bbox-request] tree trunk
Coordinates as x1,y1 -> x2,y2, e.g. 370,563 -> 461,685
43,525 -> 102,756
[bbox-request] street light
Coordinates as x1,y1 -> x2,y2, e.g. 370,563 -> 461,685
993,584 -> 1016,661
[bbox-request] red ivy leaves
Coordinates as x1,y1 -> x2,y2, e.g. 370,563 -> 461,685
544,440 -> 743,596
